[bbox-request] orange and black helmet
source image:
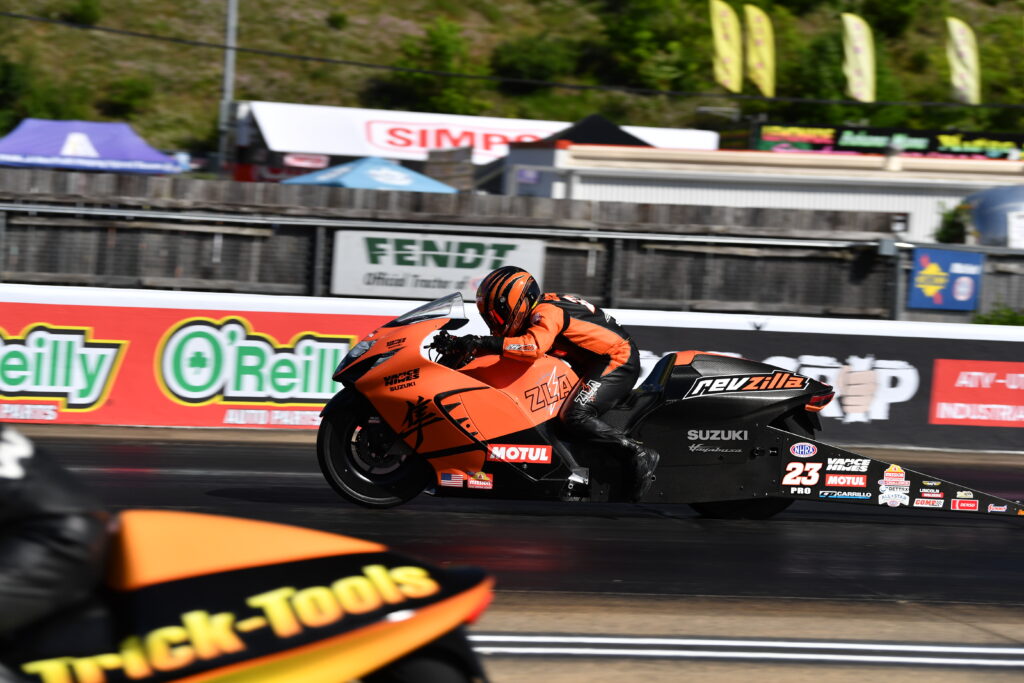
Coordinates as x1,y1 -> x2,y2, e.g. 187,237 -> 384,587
476,266 -> 541,336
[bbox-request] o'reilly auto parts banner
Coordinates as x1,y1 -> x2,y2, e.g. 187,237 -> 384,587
0,286 -> 410,429
331,230 -> 545,300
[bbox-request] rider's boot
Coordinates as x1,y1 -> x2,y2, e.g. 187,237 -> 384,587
623,439 -> 660,503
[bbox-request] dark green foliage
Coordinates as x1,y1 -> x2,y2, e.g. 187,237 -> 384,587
490,35 -> 578,92
59,0 -> 102,26
935,204 -> 971,243
97,76 -> 155,118
363,18 -> 491,115
973,305 -> 1024,325
326,11 -> 348,30
860,0 -> 924,39
0,53 -> 92,132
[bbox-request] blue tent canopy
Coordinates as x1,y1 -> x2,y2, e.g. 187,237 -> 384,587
282,156 -> 457,193
0,118 -> 181,174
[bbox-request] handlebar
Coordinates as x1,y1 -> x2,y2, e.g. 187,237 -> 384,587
426,331 -> 473,369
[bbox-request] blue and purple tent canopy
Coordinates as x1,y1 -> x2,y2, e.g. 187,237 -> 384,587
0,118 -> 181,174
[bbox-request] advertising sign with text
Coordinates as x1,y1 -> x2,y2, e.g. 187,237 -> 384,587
907,248 -> 984,311
331,230 -> 545,300
929,359 -> 1024,428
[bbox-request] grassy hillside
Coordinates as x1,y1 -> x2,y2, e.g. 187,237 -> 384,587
0,0 -> 1021,152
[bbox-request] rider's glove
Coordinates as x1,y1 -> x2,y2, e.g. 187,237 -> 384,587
455,335 -> 502,358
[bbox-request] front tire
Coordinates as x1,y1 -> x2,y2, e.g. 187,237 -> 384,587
317,404 -> 432,509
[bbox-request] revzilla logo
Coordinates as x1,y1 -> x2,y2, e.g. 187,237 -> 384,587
0,324 -> 126,410
384,368 -> 420,391
158,318 -> 353,404
684,371 -> 809,398
686,429 -> 748,440
487,444 -> 552,464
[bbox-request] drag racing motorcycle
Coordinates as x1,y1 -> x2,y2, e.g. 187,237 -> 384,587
318,292 -> 1024,520
1,509 -> 492,683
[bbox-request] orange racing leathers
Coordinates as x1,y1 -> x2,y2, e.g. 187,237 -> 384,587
495,293 -> 643,454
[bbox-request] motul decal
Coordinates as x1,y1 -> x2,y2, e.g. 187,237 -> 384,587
825,473 -> 867,487
487,444 -> 552,464
684,371 -> 809,398
951,499 -> 979,511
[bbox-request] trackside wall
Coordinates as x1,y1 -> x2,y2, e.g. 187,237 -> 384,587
1,284 -> 1021,451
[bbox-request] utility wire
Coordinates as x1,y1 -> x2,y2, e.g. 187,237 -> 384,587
3,10 -> 1022,111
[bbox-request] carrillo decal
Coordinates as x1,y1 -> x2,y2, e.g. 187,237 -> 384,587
156,317 -> 354,405
0,324 -> 127,411
22,564 -> 440,682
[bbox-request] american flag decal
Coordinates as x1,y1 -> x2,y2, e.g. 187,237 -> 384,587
440,472 -> 464,487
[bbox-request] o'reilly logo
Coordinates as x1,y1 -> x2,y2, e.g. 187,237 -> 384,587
158,318 -> 353,404
0,324 -> 125,410
365,237 -> 517,269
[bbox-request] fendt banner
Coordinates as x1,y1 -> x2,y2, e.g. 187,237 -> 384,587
1,285 -> 1022,450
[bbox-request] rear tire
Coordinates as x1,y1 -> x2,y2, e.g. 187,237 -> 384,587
317,405 -> 432,509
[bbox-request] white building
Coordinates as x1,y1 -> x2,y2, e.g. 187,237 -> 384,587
503,143 -> 1024,242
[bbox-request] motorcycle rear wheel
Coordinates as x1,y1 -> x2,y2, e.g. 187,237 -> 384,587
318,408 -> 432,509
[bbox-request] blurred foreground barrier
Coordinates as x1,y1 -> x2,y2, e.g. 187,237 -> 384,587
1,284 -> 1021,451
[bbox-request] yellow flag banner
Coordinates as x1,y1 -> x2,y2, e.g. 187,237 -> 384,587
946,17 -> 980,105
710,0 -> 743,93
841,12 -> 875,103
744,4 -> 775,97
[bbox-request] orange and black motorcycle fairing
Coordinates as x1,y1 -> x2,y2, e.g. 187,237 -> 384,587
1,510 -> 492,683
318,293 -> 1024,521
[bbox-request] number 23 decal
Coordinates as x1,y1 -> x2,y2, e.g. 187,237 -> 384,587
782,461 -> 821,486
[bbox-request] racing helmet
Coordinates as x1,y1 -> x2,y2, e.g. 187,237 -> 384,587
475,266 -> 540,337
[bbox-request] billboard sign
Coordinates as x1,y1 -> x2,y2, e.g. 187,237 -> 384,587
331,231 -> 545,300
908,248 -> 984,311
755,123 -> 1024,160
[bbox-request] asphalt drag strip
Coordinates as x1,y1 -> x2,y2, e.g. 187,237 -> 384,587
470,634 -> 1024,669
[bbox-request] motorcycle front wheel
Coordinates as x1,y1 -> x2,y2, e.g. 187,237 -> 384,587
318,406 -> 432,509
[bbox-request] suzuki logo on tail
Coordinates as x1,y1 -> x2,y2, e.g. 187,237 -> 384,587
487,444 -> 552,464
684,371 -> 808,399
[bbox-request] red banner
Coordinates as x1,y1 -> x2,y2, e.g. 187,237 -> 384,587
0,301 -> 388,429
929,359 -> 1024,427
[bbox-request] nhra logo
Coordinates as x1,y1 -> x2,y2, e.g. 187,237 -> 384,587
684,371 -> 809,399
789,442 -> 817,458
0,324 -> 126,411
487,444 -> 552,464
158,317 -> 353,405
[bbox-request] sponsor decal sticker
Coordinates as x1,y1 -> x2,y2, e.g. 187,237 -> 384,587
956,490 -> 974,499
919,488 -> 944,499
782,462 -> 822,486
825,473 -> 867,488
789,442 -> 817,458
951,499 -> 979,511
487,444 -> 552,464
826,457 -> 870,472
913,498 -> 944,508
523,368 -> 573,416
383,368 -> 420,392
880,464 -> 910,488
440,472 -> 464,487
467,471 -> 494,490
819,490 -> 872,499
988,504 -> 1008,513
684,371 -> 809,398
574,379 -> 602,405
878,490 -> 910,507
922,480 -> 942,486
687,429 -> 749,440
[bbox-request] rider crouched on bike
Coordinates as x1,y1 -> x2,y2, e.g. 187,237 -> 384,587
0,424 -> 110,647
455,266 -> 661,502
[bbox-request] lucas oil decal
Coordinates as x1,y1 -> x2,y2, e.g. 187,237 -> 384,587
684,371 -> 808,398
21,562 -> 440,683
0,324 -> 127,411
487,444 -> 552,464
